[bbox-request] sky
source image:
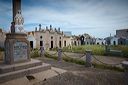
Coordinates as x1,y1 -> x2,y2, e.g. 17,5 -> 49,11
0,0 -> 128,38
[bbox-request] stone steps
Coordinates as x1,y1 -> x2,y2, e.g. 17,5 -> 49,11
0,63 -> 51,83
0,59 -> 42,74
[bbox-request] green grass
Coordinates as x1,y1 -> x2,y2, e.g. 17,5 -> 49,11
110,45 -> 128,57
44,52 -> 58,60
30,49 -> 40,58
92,63 -> 124,72
63,45 -> 105,55
62,45 -> 128,57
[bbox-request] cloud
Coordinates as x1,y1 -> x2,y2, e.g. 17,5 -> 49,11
0,0 -> 128,38
0,1 -> 11,30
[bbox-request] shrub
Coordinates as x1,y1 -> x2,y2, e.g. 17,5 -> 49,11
30,49 -> 40,58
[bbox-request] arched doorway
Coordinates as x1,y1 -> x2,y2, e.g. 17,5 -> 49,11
30,41 -> 33,49
40,41 -> 43,46
64,41 -> 66,47
113,41 -> 116,45
51,41 -> 53,49
59,41 -> 61,48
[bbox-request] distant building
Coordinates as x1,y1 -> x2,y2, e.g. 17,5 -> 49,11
71,35 -> 81,46
116,29 -> 128,45
0,29 -> 6,48
79,33 -> 95,45
116,29 -> 128,39
27,24 -> 72,50
106,28 -> 128,45
80,35 -> 84,45
110,37 -> 118,45
95,38 -> 106,45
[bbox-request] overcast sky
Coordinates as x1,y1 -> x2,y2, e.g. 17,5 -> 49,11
0,0 -> 128,38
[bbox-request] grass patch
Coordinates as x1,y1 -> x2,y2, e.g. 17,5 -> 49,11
92,63 -> 124,72
63,56 -> 85,65
110,45 -> 128,57
63,45 -> 106,55
62,45 -> 128,58
44,52 -> 58,60
30,49 -> 40,58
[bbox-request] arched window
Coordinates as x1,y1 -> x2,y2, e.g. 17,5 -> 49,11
40,36 -> 42,39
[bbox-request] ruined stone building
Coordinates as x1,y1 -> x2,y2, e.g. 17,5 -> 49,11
27,24 -> 72,50
106,29 -> 128,45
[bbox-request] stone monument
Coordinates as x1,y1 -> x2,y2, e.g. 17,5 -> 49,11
0,0 -> 51,83
4,1 -> 29,64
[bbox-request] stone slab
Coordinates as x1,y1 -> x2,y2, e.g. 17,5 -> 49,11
122,61 -> 128,71
0,63 -> 51,83
0,59 -> 42,74
0,67 -> 67,85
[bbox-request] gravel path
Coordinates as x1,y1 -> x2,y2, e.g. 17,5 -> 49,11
36,57 -> 128,85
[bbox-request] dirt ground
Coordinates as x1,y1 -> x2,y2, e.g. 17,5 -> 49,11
36,57 -> 128,85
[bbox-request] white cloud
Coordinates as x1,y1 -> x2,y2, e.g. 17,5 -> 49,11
0,0 -> 128,38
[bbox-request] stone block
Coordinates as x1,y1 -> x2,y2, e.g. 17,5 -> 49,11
0,63 -> 51,83
0,59 -> 42,74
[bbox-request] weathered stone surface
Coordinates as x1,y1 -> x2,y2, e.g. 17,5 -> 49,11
0,63 -> 51,83
0,59 -> 42,74
4,33 -> 30,64
122,61 -> 128,72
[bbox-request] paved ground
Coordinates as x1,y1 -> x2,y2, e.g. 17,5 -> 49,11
0,66 -> 67,85
36,57 -> 128,85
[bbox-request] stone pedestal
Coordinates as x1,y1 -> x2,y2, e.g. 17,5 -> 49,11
122,61 -> 128,72
85,50 -> 92,67
4,33 -> 30,64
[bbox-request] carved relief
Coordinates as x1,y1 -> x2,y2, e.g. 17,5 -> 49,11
14,10 -> 25,33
